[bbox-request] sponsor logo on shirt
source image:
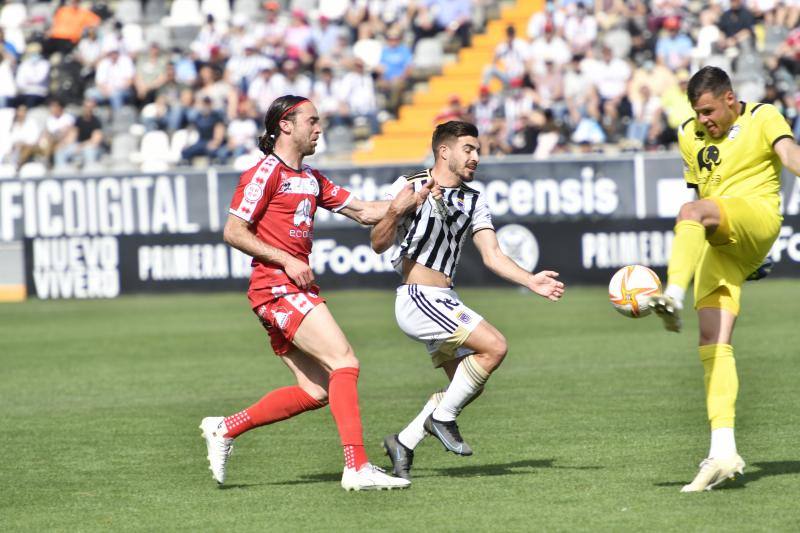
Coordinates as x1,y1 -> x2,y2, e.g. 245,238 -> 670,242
728,124 -> 741,140
279,173 -> 320,195
293,198 -> 312,228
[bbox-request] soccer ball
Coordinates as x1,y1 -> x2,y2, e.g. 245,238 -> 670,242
608,265 -> 662,318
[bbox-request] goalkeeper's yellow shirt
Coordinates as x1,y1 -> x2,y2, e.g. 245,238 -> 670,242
677,101 -> 793,200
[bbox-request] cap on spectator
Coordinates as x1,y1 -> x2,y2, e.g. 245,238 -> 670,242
676,69 -> 690,82
510,77 -> 524,88
261,58 -> 277,71
449,94 -> 461,104
291,8 -> 306,20
663,16 -> 681,30
264,1 -> 280,11
479,85 -> 490,95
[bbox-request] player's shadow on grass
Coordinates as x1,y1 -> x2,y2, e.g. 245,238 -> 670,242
421,458 -> 602,479
655,460 -> 800,490
254,459 -> 602,487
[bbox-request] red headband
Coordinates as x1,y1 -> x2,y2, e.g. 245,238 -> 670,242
280,99 -> 309,120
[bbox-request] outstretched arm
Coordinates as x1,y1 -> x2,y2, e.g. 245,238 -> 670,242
472,228 -> 564,301
773,137 -> 800,177
338,198 -> 392,225
370,181 -> 437,253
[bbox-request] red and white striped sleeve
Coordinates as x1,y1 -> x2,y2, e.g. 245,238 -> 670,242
229,155 -> 280,223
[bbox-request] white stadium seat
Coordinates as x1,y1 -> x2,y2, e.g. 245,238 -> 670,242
163,0 -> 204,27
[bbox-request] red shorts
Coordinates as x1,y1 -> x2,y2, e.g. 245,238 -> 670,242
253,289 -> 326,355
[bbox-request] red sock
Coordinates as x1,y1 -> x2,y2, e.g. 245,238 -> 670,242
223,386 -> 324,438
329,367 -> 368,470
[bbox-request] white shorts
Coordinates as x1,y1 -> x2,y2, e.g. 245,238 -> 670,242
395,284 -> 484,368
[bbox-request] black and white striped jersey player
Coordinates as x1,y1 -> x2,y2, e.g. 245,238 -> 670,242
370,121 -> 565,481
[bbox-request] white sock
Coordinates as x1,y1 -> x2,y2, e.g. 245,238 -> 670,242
397,397 -> 439,450
708,427 -> 737,458
664,284 -> 685,308
432,355 -> 490,422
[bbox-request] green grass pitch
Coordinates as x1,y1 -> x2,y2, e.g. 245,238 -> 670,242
2,280 -> 799,531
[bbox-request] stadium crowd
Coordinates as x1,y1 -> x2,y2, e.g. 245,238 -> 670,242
0,0 -> 798,175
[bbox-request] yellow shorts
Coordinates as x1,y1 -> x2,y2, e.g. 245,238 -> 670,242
694,196 -> 781,315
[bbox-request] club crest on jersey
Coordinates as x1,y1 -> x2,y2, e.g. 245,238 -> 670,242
727,124 -> 741,140
455,197 -> 465,211
244,182 -> 263,202
456,311 -> 472,324
271,307 -> 293,330
293,198 -> 312,227
696,145 -> 721,172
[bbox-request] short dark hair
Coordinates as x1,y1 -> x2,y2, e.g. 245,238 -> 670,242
431,121 -> 479,158
257,95 -> 309,155
687,66 -> 732,105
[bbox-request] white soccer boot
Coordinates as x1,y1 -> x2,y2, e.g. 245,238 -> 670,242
680,454 -> 745,492
200,417 -> 233,484
647,293 -> 683,333
341,462 -> 411,491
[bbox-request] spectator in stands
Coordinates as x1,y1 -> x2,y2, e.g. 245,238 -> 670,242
248,60 -> 286,114
527,20 -> 571,76
718,0 -> 756,52
196,64 -> 234,115
54,98 -> 104,169
135,43 -> 169,106
468,85 -> 507,155
483,25 -> 529,88
142,75 -> 195,134
312,65 -> 347,126
592,45 -> 631,109
190,14 -> 228,65
44,0 -> 101,58
88,47 -> 135,112
424,0 -> 472,48
225,38 -> 274,94
5,105 -> 42,169
172,48 -> 198,86
352,25 -> 383,70
660,68 -> 692,132
376,28 -> 413,114
312,14 -> 343,60
337,57 -> 379,134
570,104 -> 606,147
224,98 -> 259,160
501,79 -> 536,147
0,28 -> 19,59
692,9 -> 723,70
76,26 -> 102,78
16,42 -> 50,108
180,96 -> 226,164
0,50 -> 17,107
532,59 -> 565,117
655,15 -> 693,71
285,9 -> 315,67
563,3 -> 598,55
42,98 -> 76,168
255,1 -> 288,59
280,58 -> 312,97
433,94 -> 468,124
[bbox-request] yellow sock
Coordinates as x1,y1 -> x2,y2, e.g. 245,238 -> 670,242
699,344 -> 738,430
667,220 -> 706,290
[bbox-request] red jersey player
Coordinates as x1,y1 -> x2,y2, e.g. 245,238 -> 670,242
200,95 -> 429,490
